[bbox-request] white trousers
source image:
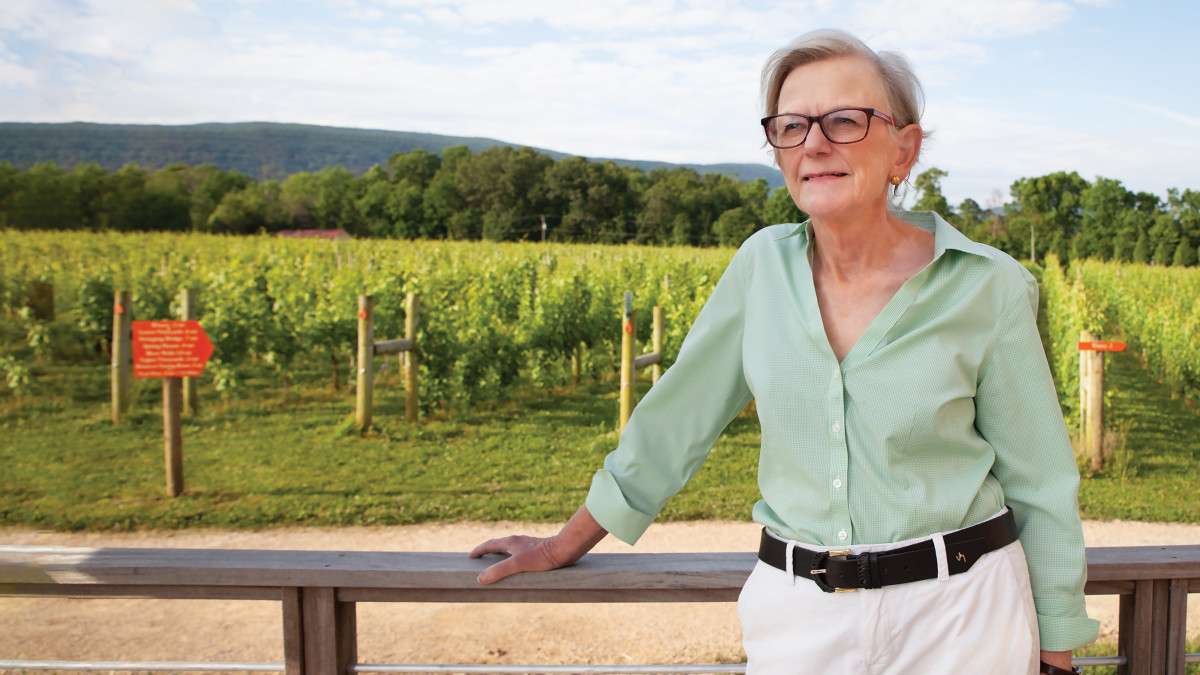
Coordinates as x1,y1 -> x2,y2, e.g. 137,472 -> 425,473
737,520 -> 1039,674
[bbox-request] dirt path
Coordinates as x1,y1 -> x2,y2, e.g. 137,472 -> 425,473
2,519 -> 1197,670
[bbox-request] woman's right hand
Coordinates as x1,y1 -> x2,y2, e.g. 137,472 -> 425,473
468,504 -> 609,585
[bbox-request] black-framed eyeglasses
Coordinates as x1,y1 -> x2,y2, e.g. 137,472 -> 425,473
760,107 -> 897,149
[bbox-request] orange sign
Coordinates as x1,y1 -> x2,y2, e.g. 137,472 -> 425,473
132,321 -> 214,378
1078,341 -> 1126,352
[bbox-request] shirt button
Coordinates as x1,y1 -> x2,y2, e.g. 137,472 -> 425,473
838,530 -> 848,542
832,422 -> 841,434
833,370 -> 840,380
833,478 -> 842,489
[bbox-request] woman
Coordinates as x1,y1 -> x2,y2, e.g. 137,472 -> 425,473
471,29 -> 1097,674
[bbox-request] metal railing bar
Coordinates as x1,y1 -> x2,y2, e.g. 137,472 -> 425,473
350,665 -> 746,674
1073,655 -> 1125,666
0,660 -> 283,672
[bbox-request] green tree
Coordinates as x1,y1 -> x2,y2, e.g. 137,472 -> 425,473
423,146 -> 473,239
1167,188 -> 1200,266
10,161 -> 80,230
1008,171 -> 1090,264
68,162 -> 110,231
207,182 -> 284,234
636,168 -> 703,245
354,165 -> 394,237
544,157 -> 637,243
764,186 -> 806,225
187,164 -> 250,231
957,197 -> 992,243
1132,232 -> 1150,264
912,167 -> 951,216
1079,177 -> 1133,260
387,148 -> 441,187
0,161 -> 17,228
1173,236 -> 1196,267
1149,210 -> 1179,265
713,206 -> 758,247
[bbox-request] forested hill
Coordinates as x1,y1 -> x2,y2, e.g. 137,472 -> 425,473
0,121 -> 783,188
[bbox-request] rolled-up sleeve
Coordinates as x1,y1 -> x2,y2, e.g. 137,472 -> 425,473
585,241 -> 756,545
975,272 -> 1100,651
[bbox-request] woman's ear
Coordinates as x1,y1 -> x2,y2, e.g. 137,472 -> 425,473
893,124 -> 923,180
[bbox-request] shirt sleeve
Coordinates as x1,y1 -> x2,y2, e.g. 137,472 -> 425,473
974,271 -> 1100,652
585,241 -> 756,545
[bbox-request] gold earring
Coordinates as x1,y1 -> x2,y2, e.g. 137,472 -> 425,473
890,175 -> 903,186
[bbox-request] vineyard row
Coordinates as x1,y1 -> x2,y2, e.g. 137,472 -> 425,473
4,232 -> 1199,417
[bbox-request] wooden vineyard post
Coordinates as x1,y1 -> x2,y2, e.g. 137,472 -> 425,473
1088,343 -> 1105,473
404,292 -> 419,424
356,296 -> 375,432
180,289 -> 198,415
619,292 -> 636,433
111,291 -> 132,424
356,293 -> 420,432
131,320 -> 212,497
651,306 -> 664,385
1079,330 -> 1093,457
1078,336 -> 1127,474
164,376 -> 184,496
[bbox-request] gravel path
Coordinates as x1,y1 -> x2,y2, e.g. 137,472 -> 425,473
1,519 -> 1197,670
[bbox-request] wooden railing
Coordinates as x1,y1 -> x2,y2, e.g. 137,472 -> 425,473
1,544 -> 1197,675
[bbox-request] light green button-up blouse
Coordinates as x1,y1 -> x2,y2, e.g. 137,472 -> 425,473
585,211 -> 1100,651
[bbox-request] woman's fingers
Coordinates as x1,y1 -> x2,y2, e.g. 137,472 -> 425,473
469,535 -> 555,585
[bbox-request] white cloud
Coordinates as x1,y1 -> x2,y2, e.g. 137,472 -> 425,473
1103,96 -> 1200,131
0,60 -> 35,87
9,0 -> 1193,204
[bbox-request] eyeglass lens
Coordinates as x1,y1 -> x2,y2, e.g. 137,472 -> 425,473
767,109 -> 871,148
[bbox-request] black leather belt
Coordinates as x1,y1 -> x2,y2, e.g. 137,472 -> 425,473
757,509 -> 1019,593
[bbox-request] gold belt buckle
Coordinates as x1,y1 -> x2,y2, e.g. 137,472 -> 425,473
810,548 -> 858,593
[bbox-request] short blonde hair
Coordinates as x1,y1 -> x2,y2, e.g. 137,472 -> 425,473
761,29 -> 930,157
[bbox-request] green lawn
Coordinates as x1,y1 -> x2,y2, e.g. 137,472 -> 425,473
0,344 -> 1197,531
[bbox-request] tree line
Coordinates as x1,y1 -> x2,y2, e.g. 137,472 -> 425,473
2,146 -> 1198,265
0,146 -> 803,248
914,168 -> 1200,267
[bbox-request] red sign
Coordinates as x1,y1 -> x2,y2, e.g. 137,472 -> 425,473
1078,341 -> 1126,352
132,321 -> 214,378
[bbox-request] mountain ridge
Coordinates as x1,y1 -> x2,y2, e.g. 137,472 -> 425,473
0,121 -> 784,189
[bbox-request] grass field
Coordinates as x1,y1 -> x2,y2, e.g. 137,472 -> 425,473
1,333 -> 1198,531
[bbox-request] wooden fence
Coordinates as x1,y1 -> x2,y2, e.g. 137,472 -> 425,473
355,293 -> 420,431
619,291 -> 664,433
0,544 -> 1196,675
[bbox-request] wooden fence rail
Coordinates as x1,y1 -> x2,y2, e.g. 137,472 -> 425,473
0,544 -> 1196,675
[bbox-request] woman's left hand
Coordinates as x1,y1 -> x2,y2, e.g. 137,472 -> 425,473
1040,649 -> 1074,671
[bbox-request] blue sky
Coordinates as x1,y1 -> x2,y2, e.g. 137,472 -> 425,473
3,0 -> 1199,207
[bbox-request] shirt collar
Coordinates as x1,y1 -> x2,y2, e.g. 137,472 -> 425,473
775,210 -> 994,261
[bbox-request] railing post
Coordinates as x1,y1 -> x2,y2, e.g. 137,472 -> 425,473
404,292 -> 419,424
1118,579 -> 1156,675
356,296 -> 374,432
619,292 -> 636,432
111,290 -> 132,424
283,587 -> 305,675
1165,579 -> 1188,675
652,306 -> 664,385
301,587 -> 355,675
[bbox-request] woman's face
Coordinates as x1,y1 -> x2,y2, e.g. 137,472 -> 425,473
775,56 -> 917,223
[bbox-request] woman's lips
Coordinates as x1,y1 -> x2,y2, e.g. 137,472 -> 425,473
802,172 -> 847,181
